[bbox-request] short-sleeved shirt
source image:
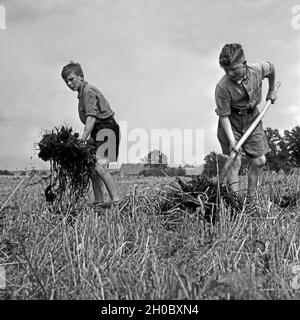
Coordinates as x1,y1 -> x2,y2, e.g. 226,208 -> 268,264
215,61 -> 272,116
77,81 -> 115,124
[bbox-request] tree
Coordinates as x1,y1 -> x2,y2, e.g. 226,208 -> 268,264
203,152 -> 227,177
0,169 -> 13,176
285,126 -> 300,167
265,127 -> 292,172
202,126 -> 300,177
203,151 -> 248,177
265,127 -> 282,158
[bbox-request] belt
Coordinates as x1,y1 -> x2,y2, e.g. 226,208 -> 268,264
100,115 -> 114,121
92,116 -> 117,135
95,115 -> 115,126
231,107 -> 253,116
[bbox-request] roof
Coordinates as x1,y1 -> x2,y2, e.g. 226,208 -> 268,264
183,165 -> 204,176
120,163 -> 145,175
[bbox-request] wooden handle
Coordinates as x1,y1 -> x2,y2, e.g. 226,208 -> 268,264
235,81 -> 281,151
219,81 -> 281,185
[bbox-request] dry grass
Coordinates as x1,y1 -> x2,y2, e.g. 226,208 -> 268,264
0,172 -> 300,300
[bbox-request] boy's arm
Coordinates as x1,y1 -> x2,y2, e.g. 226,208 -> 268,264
81,90 -> 99,142
215,85 -> 238,152
219,116 -> 239,153
81,116 -> 96,141
265,63 -> 276,104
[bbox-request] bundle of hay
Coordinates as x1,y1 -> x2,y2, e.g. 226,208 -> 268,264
268,177 -> 300,208
160,175 -> 243,223
38,126 -> 97,204
272,191 -> 300,208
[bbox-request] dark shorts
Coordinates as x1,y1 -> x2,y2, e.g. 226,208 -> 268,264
90,116 -> 120,162
217,107 -> 270,159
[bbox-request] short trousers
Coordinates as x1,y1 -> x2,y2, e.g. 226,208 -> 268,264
217,107 -> 270,159
90,116 -> 120,163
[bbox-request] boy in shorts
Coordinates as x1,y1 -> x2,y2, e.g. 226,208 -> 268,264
215,43 -> 276,201
61,61 -> 120,207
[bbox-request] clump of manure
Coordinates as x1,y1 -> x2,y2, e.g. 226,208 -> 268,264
37,125 -> 96,205
160,175 -> 243,224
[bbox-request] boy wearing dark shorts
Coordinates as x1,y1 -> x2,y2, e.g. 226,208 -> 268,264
61,62 -> 120,207
215,44 -> 276,200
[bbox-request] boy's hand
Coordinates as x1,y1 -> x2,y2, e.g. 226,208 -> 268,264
80,139 -> 87,145
80,137 -> 95,146
266,90 -> 277,104
86,137 -> 95,146
229,140 -> 239,154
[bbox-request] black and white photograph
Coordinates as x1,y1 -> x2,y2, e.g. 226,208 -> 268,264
0,0 -> 300,308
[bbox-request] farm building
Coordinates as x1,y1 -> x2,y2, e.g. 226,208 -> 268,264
183,165 -> 204,176
107,168 -> 121,176
120,163 -> 145,176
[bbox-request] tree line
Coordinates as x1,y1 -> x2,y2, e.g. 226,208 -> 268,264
2,125 -> 300,178
203,125 -> 300,177
0,169 -> 14,176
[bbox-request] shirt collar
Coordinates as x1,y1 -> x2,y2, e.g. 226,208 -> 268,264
239,65 -> 249,83
77,80 -> 88,98
235,66 -> 248,84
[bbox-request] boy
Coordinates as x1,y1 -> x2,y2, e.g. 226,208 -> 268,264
61,61 -> 120,207
215,43 -> 276,202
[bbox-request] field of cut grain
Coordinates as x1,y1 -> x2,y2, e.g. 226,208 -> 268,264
0,173 -> 300,300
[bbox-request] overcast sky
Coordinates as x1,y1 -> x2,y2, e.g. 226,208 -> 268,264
0,0 -> 299,170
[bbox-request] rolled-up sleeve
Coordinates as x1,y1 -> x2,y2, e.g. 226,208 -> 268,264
83,91 -> 99,119
255,61 -> 272,79
215,84 -> 231,116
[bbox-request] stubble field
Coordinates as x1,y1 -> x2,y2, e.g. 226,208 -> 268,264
0,172 -> 300,300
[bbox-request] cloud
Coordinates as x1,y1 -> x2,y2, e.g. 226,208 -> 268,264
7,0 -> 86,23
1,0 -> 300,169
285,105 -> 300,114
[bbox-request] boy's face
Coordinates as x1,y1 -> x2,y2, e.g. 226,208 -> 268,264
64,72 -> 84,91
223,60 -> 246,82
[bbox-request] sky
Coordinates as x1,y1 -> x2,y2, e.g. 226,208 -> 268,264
0,0 -> 300,170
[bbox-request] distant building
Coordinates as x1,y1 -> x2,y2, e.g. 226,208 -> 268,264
145,150 -> 168,167
183,165 -> 204,176
107,168 -> 121,176
120,163 -> 145,176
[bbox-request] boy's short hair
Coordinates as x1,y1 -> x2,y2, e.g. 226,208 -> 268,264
61,61 -> 84,80
219,43 -> 245,67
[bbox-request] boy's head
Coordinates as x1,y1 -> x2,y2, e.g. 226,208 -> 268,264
61,61 -> 84,91
219,43 -> 246,82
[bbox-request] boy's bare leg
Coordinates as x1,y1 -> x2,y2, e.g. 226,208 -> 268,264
91,170 -> 105,203
247,155 -> 266,198
94,162 -> 120,202
226,155 -> 241,192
